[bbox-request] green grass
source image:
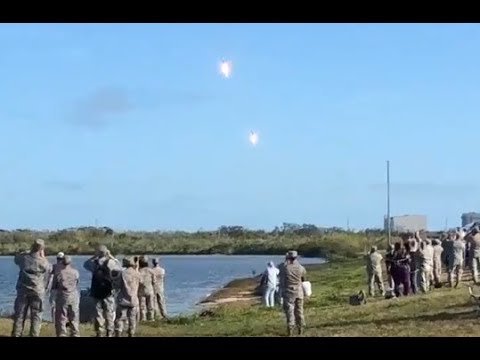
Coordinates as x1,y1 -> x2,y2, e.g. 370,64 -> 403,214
1,258 -> 478,337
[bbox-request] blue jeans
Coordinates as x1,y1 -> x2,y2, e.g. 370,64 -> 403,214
263,286 -> 276,307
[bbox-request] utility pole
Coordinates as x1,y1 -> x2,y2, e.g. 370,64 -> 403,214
387,160 -> 391,246
347,217 -> 350,232
445,218 -> 448,232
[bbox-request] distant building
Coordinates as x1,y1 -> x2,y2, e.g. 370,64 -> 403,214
461,212 -> 480,227
384,215 -> 427,233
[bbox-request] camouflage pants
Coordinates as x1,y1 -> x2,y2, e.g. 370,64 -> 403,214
94,296 -> 115,337
433,260 -> 442,286
420,265 -> 433,293
115,305 -> 137,337
449,264 -> 464,287
11,292 -> 44,337
471,257 -> 480,284
139,294 -> 154,321
282,297 -> 305,329
367,270 -> 385,297
55,295 -> 80,337
155,292 -> 167,319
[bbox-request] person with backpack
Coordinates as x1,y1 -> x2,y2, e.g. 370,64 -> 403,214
83,245 -> 121,337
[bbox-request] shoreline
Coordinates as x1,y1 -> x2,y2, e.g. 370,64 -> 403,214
198,262 -> 323,310
0,252 -> 324,258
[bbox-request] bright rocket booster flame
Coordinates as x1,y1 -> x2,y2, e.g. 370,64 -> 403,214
249,131 -> 259,146
220,60 -> 232,78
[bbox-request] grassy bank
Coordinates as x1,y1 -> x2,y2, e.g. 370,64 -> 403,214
1,258 -> 478,336
0,226 -> 389,257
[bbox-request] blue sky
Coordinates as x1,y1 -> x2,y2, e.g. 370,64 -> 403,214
0,23 -> 479,231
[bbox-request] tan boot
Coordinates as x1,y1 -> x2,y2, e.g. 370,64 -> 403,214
287,327 -> 294,337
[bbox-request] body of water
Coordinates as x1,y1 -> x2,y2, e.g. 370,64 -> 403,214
0,255 -> 324,319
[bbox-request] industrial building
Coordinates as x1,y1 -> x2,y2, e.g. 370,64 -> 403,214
384,215 -> 427,233
461,212 -> 480,227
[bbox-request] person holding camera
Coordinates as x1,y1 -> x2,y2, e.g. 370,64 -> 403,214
11,239 -> 52,337
83,245 -> 121,337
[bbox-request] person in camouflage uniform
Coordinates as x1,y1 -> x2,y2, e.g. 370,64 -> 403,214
466,225 -> 480,284
151,258 -> 168,319
279,250 -> 307,336
115,257 -> 140,337
54,255 -> 80,337
83,245 -> 121,337
138,256 -> 156,321
46,252 -> 65,322
365,246 -> 385,297
432,239 -> 443,287
449,234 -> 466,288
418,237 -> 434,293
11,239 -> 52,337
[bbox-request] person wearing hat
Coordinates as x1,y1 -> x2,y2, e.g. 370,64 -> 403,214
279,250 -> 307,336
114,257 -> 141,337
432,239 -> 444,288
365,246 -> 385,297
54,255 -> 80,337
448,232 -> 466,288
418,237 -> 434,293
83,245 -> 121,337
152,258 -> 168,319
466,225 -> 480,284
384,244 -> 395,293
46,252 -> 65,321
260,261 -> 280,308
138,256 -> 156,321
12,239 -> 52,337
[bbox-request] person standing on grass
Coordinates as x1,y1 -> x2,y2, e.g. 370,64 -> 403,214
83,245 -> 121,337
138,256 -> 156,321
54,255 -> 80,337
391,242 -> 411,297
279,250 -> 306,336
115,257 -> 140,337
152,258 -> 168,319
365,246 -> 385,297
404,241 -> 419,295
11,239 -> 52,337
466,225 -> 480,284
46,252 -> 65,322
448,233 -> 466,288
260,261 -> 280,307
385,244 -> 395,293
432,239 -> 443,288
418,237 -> 434,293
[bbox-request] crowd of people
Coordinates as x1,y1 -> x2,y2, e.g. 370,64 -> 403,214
260,251 -> 307,336
366,225 -> 480,298
11,240 -> 167,337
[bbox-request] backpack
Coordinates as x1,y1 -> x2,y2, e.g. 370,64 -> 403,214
349,290 -> 367,306
90,259 -> 113,300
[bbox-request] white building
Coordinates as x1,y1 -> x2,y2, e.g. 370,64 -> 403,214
384,215 -> 427,233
